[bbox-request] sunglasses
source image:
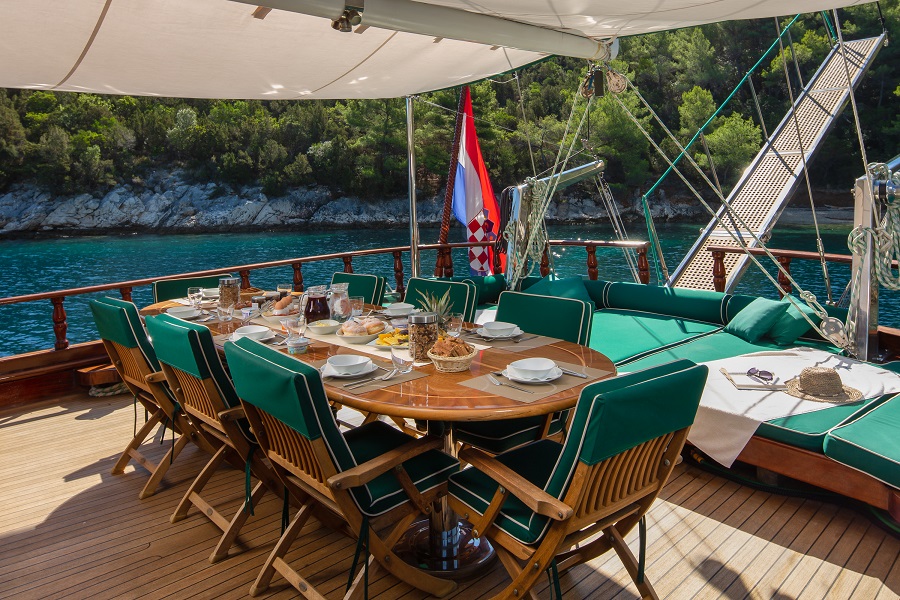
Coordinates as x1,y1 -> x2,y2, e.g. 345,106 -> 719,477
747,367 -> 774,382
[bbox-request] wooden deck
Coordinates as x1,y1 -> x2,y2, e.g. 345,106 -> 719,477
1,392 -> 898,600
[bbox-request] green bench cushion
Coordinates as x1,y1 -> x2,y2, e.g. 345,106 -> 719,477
586,280 -> 731,325
617,331 -> 786,372
823,394 -> 900,489
523,275 -> 595,307
723,297 -> 789,343
757,397 -> 885,452
589,308 -> 720,364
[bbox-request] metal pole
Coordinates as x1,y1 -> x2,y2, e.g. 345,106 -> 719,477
406,96 -> 421,278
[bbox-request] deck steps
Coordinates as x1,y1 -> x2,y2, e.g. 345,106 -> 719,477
670,35 -> 885,292
1,393 -> 899,599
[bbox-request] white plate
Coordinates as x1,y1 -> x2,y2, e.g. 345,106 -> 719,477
367,339 -> 409,350
166,307 -> 201,319
231,332 -> 276,343
336,324 -> 393,344
476,326 -> 524,340
201,288 -> 220,298
502,366 -> 563,384
321,361 -> 378,378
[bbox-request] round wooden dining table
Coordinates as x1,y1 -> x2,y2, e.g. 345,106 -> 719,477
143,299 -> 616,578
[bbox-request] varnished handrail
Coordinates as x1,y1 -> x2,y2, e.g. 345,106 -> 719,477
2,238 -> 649,351
707,245 -> 899,295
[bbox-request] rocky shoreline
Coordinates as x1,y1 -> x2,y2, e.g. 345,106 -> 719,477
0,170 -> 851,238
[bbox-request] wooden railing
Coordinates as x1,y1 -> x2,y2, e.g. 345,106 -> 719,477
1,239 -> 649,352
708,245 -> 898,295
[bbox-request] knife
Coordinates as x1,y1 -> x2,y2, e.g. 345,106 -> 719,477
559,368 -> 588,379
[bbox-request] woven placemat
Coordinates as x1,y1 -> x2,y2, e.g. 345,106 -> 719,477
458,361 -> 612,403
308,359 -> 429,393
460,332 -> 560,353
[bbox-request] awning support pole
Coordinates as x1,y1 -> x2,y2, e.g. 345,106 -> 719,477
407,96 -> 420,278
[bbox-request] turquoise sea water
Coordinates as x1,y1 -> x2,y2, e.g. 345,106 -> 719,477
1,221 -> 896,357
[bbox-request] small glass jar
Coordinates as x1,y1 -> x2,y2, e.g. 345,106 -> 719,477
218,277 -> 241,309
251,295 -> 266,309
408,312 -> 439,361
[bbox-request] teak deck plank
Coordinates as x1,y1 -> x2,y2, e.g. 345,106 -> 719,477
1,392 -> 899,600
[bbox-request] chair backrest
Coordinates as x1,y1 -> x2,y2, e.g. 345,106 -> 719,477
145,313 -> 240,428
544,359 -> 708,501
152,274 -> 232,303
90,297 -> 164,402
405,277 -> 476,322
495,291 -> 593,345
331,272 -> 387,306
225,338 -> 383,508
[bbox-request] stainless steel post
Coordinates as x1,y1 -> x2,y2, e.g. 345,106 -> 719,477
851,175 -> 878,360
407,96 -> 421,278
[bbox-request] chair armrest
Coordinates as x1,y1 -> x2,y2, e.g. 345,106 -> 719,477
459,448 -> 573,521
328,436 -> 442,490
145,372 -> 167,383
218,406 -> 246,422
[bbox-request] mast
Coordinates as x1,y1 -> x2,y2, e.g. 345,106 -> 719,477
406,96 -> 421,278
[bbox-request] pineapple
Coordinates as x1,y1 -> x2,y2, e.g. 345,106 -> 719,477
416,289 -> 453,326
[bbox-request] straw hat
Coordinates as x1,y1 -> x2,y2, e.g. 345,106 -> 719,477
785,367 -> 862,403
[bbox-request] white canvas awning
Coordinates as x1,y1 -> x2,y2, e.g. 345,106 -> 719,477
0,0 -> 874,99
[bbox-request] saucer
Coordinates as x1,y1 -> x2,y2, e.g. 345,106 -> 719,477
321,361 -> 378,379
502,366 -> 563,384
231,332 -> 276,343
166,307 -> 201,320
476,326 -> 524,340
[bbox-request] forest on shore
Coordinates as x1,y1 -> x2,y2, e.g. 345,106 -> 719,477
0,5 -> 897,202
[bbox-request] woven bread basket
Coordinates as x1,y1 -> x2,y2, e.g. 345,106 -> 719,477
427,347 -> 477,373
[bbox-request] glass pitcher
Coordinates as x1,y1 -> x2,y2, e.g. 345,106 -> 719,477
302,285 -> 330,323
328,282 -> 351,323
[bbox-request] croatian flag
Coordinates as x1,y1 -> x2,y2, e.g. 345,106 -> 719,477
451,87 -> 502,276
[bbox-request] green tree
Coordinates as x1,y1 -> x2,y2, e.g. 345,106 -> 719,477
701,112 -> 761,185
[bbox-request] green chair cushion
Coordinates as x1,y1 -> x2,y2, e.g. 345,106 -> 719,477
332,272 -> 387,306
225,338 -> 457,517
454,412 -> 568,454
523,275 -> 595,307
449,439 -> 563,544
766,295 -> 821,346
757,396 -> 885,452
145,313 -> 241,409
438,274 -> 507,305
152,274 -> 232,303
405,277 -> 477,322
723,297 -> 789,343
90,297 -> 160,370
495,291 -> 593,345
588,308 -> 720,364
823,394 -> 900,488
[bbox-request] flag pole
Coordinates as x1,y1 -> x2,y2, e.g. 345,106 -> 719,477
406,96 -> 421,278
436,88 -> 467,277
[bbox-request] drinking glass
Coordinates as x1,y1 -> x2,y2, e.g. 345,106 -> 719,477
391,346 -> 414,374
217,304 -> 234,322
277,283 -> 293,300
350,296 -> 365,317
445,313 -> 463,338
187,286 -> 202,309
281,316 -> 307,339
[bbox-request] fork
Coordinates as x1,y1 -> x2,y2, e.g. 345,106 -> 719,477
487,373 -> 534,393
344,369 -> 398,389
512,334 -> 538,344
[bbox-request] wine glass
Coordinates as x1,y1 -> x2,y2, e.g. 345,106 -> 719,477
187,286 -> 202,310
391,346 -> 414,374
277,283 -> 293,300
445,313 -> 463,338
350,296 -> 365,317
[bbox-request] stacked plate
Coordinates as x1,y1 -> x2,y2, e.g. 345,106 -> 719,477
502,358 -> 563,384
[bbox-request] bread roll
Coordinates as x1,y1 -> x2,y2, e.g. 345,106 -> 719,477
364,320 -> 386,334
341,321 -> 367,335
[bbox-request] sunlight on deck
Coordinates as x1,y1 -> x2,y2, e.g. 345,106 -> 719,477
1,393 -> 898,599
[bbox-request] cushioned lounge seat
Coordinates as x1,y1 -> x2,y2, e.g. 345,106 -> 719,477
824,394 -> 900,488
589,309 -> 720,364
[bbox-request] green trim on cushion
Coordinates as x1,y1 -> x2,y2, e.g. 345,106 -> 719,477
524,275 -> 595,308
518,276 -> 542,292
438,274 -> 507,304
766,295 -> 821,346
332,272 -> 387,306
823,394 -> 900,488
723,297 -> 788,343
603,281 -> 730,325
152,274 -> 232,303
145,313 -> 241,409
757,395 -> 887,452
495,291 -> 592,345
581,279 -> 613,308
588,308 -> 720,364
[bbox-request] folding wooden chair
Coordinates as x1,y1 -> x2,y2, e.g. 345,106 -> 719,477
90,297 -> 215,499
454,292 -> 594,454
449,360 -> 708,600
224,337 -> 460,599
145,313 -> 281,563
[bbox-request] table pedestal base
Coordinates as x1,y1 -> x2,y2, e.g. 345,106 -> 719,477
393,519 -> 496,580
